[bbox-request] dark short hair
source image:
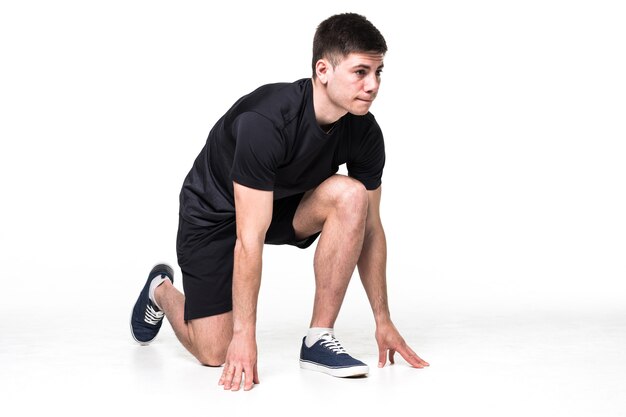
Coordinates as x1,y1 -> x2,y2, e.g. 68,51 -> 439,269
312,13 -> 387,78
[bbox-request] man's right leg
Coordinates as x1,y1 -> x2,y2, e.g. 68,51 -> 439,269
154,280 -> 232,366
143,215 -> 238,366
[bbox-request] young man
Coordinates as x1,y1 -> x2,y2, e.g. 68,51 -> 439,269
131,12 -> 429,391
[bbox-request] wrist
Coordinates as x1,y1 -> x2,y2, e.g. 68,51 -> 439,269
374,313 -> 393,328
233,323 -> 256,338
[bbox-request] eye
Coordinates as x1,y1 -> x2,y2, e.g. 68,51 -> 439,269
376,70 -> 383,77
355,70 -> 366,76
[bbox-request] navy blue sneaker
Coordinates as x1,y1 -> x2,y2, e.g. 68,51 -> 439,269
130,264 -> 174,345
300,333 -> 369,377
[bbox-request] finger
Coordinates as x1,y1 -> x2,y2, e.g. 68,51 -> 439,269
222,363 -> 236,390
218,363 -> 231,386
378,349 -> 387,368
253,363 -> 260,385
406,345 -> 430,367
243,365 -> 255,391
230,365 -> 243,391
396,345 -> 424,368
389,349 -> 396,365
403,345 -> 429,367
415,354 -> 430,367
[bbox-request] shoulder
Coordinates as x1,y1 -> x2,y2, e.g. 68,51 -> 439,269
226,79 -> 310,129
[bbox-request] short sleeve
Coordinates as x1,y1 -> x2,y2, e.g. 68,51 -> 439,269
230,112 -> 284,191
347,120 -> 385,190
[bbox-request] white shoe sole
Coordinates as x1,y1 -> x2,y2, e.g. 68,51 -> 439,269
300,360 -> 369,377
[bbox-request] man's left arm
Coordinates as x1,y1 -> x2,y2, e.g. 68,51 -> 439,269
358,186 -> 430,368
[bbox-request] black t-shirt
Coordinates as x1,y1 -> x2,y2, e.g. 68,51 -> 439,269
179,78 -> 385,227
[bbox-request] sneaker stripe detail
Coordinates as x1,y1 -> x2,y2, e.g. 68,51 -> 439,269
299,359 -> 357,369
300,360 -> 369,377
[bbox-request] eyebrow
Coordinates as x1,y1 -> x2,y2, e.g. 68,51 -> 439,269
351,63 -> 385,70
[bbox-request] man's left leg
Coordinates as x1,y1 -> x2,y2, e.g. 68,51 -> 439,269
291,174 -> 371,377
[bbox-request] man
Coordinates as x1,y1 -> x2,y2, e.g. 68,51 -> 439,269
130,12 -> 429,391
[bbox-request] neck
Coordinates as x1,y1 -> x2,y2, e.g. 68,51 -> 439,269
312,78 -> 347,126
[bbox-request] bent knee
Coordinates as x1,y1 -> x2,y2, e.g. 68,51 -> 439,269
187,312 -> 232,367
190,330 -> 229,367
196,346 -> 227,367
330,175 -> 368,212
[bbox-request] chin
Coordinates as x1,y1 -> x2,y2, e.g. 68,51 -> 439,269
348,100 -> 373,116
349,108 -> 371,116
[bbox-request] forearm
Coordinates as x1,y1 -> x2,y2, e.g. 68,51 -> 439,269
232,238 -> 263,336
357,225 -> 391,326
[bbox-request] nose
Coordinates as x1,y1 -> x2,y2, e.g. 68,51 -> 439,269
364,73 -> 380,95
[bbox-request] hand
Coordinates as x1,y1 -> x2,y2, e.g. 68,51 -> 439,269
375,321 -> 430,368
218,334 -> 260,391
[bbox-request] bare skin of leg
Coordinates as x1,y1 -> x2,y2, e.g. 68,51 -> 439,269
154,174 -> 367,365
292,174 -> 369,328
154,280 -> 232,366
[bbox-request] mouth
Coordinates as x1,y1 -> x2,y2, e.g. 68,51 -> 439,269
356,98 -> 374,103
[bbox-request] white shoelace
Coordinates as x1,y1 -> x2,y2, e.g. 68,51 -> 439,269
144,304 -> 164,325
319,333 -> 348,355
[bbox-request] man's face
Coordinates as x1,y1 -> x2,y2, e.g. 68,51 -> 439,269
325,52 -> 384,116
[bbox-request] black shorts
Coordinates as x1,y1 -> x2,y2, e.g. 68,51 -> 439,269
176,192 -> 320,321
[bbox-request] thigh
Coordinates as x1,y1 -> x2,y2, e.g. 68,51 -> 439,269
292,174 -> 364,240
264,193 -> 320,248
187,311 -> 233,366
176,216 -> 236,321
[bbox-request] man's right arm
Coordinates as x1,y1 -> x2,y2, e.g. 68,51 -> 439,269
218,181 -> 273,391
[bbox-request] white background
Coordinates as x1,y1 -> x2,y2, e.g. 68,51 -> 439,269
1,1 -> 625,415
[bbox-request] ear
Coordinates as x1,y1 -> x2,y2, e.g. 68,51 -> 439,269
315,59 -> 330,84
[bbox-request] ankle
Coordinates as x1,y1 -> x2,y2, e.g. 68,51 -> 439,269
305,327 -> 334,348
153,278 -> 171,307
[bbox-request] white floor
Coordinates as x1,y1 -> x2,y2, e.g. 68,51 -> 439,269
2,303 -> 624,416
